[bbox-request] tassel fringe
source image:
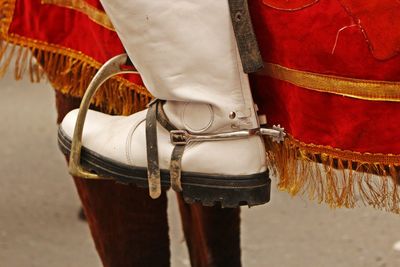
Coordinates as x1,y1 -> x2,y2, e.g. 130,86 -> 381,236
0,38 -> 151,116
0,0 -> 151,115
266,136 -> 400,213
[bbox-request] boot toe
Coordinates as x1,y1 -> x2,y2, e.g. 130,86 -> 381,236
60,109 -> 149,165
60,109 -> 113,140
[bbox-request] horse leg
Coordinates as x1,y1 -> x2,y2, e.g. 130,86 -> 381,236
177,194 -> 241,267
55,91 -> 171,267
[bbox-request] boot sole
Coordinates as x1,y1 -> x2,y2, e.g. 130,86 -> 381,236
58,128 -> 270,207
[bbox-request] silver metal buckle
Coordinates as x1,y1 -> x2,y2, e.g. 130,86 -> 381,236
170,130 -> 190,145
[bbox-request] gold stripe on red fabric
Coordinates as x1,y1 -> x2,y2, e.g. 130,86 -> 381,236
258,62 -> 400,102
41,0 -> 114,31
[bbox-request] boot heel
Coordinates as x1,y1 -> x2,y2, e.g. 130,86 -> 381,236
181,171 -> 271,208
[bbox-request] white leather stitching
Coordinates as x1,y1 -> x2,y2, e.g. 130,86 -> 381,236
125,118 -> 146,165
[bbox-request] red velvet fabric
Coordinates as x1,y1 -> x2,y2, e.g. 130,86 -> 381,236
249,0 -> 400,80
9,0 -> 122,63
251,77 -> 400,154
338,0 -> 400,60
8,0 -> 144,86
248,0 -> 400,155
7,0 -> 400,156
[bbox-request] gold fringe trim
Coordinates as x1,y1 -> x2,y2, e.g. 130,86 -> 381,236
0,0 -> 14,36
41,0 -> 115,31
0,37 -> 151,115
266,136 -> 400,213
258,62 -> 400,102
0,0 -> 151,115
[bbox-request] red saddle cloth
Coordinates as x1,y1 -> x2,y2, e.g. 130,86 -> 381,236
1,0 -> 399,212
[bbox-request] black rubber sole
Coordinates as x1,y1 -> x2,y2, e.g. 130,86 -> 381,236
58,127 -> 271,207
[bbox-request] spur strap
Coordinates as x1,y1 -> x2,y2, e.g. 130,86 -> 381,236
146,100 -> 185,196
146,101 -> 162,199
145,100 -> 285,198
155,101 -> 185,192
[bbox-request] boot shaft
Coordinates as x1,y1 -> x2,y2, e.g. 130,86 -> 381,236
100,0 -> 260,133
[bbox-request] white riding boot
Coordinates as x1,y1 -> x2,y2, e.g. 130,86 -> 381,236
59,0 -> 279,207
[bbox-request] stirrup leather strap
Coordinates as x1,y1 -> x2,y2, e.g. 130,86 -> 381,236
146,102 -> 162,199
146,100 -> 185,197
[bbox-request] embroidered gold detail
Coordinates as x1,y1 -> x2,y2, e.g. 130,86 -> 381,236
0,0 -> 16,37
259,62 -> 400,102
262,0 -> 319,11
41,0 -> 115,31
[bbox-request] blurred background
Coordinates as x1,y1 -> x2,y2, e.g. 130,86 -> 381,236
1,61 -> 400,267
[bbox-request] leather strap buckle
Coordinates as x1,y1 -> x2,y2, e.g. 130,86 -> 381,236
170,130 -> 190,145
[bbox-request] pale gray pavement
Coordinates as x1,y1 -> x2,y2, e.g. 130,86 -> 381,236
1,67 -> 400,267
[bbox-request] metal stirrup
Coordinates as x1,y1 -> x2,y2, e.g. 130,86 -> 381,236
68,54 -> 139,179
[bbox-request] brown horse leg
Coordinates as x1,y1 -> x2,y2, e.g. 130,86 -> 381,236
55,91 -> 170,267
73,179 -> 170,267
177,195 -> 242,267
